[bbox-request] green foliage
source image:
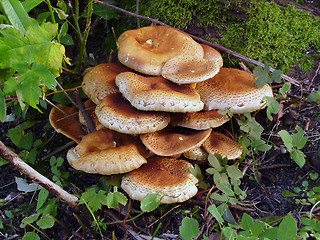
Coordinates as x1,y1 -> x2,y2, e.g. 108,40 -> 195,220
140,193 -> 161,212
222,1 -> 320,73
253,64 -> 282,88
179,217 -> 200,240
307,86 -> 320,104
278,126 -> 307,168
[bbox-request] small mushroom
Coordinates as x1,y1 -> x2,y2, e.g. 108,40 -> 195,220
67,129 -> 148,175
196,68 -> 273,114
117,26 -> 203,75
115,72 -> 204,112
82,63 -> 130,104
49,105 -> 86,143
78,99 -> 105,131
183,147 -> 209,162
202,131 -> 243,160
140,126 -> 212,156
121,156 -> 198,203
95,93 -> 170,134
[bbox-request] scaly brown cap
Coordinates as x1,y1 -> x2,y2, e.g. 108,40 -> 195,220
140,126 -> 212,156
200,44 -> 223,67
117,26 -> 203,75
183,147 -> 209,162
115,72 -> 204,112
67,129 -> 148,175
95,93 -> 170,134
196,68 -> 273,113
202,131 -> 243,160
121,156 -> 198,203
82,63 -> 130,104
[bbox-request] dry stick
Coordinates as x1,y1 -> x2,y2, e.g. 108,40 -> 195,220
92,0 -> 299,86
55,79 -> 78,108
0,141 -> 79,208
73,89 -> 96,133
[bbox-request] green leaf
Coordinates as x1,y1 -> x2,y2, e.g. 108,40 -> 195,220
216,182 -> 234,196
279,82 -> 291,98
0,157 -> 8,166
241,213 -> 254,231
291,149 -> 306,168
227,165 -> 243,180
21,0 -> 45,13
251,221 -> 266,236
179,217 -> 200,240
37,215 -> 55,229
0,0 -> 32,32
291,126 -> 307,149
307,87 -> 320,104
277,214 -> 297,240
0,90 -> 5,122
281,190 -> 298,197
278,130 -> 293,150
22,232 -> 40,240
210,192 -> 229,202
259,227 -> 278,240
254,64 -> 271,88
80,188 -> 108,212
0,19 -> 64,76
36,188 -> 49,211
208,204 -> 224,225
106,191 -> 127,208
37,198 -> 57,217
91,1 -> 117,20
141,193 -> 161,212
270,70 -> 282,83
265,96 -> 280,121
20,214 -> 39,228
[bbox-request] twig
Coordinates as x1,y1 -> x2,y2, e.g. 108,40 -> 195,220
0,141 -> 79,208
55,79 -> 79,108
92,0 -> 299,86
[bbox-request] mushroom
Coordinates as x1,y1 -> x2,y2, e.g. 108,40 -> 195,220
200,43 -> 223,67
82,63 -> 131,104
49,105 -> 86,143
95,93 -> 170,134
140,126 -> 212,156
121,156 -> 198,203
67,129 -> 148,175
202,131 -> 243,160
196,68 -> 273,114
183,147 -> 209,162
170,110 -> 230,130
78,99 -> 105,131
115,72 -> 204,112
117,26 -> 203,75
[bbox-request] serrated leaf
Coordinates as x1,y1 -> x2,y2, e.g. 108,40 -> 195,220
208,205 -> 224,225
3,76 -> 19,94
253,64 -> 271,88
36,188 -> 49,211
80,188 -> 108,212
265,96 -> 280,121
0,0 -> 32,32
277,214 -> 297,240
37,215 -> 55,229
141,193 -> 161,212
106,191 -> 127,208
22,232 -> 40,240
0,19 -> 64,76
179,217 -> 200,240
291,149 -> 306,168
241,213 -> 254,231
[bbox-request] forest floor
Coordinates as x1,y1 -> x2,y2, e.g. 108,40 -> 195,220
1,1 -> 320,239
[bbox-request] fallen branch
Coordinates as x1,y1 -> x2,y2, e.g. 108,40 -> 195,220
0,141 -> 79,208
92,0 -> 299,86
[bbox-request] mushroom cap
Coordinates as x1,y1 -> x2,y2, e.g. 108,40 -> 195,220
140,126 -> 212,156
117,26 -> 203,75
183,147 -> 209,162
115,72 -> 204,112
82,63 -> 130,104
161,54 -> 221,84
78,99 -> 105,131
202,131 -> 243,160
200,44 -> 223,67
195,68 -> 274,113
121,156 -> 198,203
67,129 -> 148,175
170,110 -> 230,130
95,93 -> 170,134
49,105 -> 86,143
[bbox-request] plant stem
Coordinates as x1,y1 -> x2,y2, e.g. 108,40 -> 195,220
46,0 -> 61,43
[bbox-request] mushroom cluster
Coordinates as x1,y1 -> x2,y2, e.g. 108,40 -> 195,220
50,26 -> 273,204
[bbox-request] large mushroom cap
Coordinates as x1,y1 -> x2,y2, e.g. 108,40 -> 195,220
196,68 -> 273,114
117,26 -> 203,75
121,156 -> 198,203
202,131 -> 243,160
170,110 -> 230,130
67,129 -> 148,175
140,126 -> 212,156
161,54 -> 221,84
49,105 -> 86,143
95,93 -> 170,134
115,72 -> 204,112
82,63 -> 130,104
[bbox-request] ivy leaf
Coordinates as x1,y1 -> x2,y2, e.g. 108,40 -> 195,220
179,217 -> 200,240
253,64 -> 270,88
106,191 -> 127,209
80,188 -> 108,212
0,18 -> 64,76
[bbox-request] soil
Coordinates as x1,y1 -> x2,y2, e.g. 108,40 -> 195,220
1,1 -> 320,239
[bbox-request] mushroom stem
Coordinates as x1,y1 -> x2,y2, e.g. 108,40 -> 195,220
0,141 -> 79,208
189,83 -> 197,89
